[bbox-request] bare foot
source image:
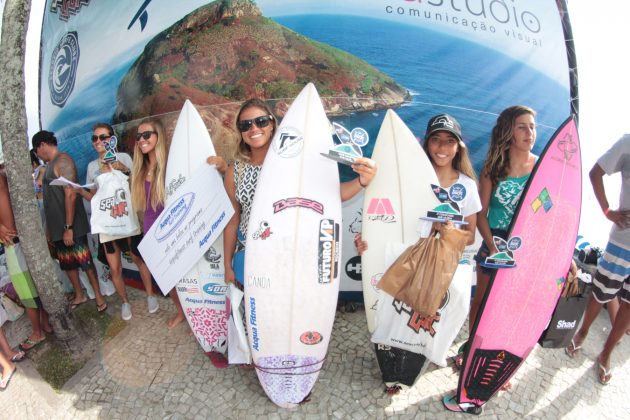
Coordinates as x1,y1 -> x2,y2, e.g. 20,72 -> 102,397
167,313 -> 186,329
500,381 -> 512,391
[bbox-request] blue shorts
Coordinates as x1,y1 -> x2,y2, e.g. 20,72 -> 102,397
474,228 -> 508,276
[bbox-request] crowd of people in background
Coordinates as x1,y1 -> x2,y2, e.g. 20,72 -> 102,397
0,99 -> 627,396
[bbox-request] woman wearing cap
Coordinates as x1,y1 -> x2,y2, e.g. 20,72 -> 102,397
355,113 -> 480,395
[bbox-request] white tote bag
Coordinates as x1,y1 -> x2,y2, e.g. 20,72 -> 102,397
90,171 -> 140,237
371,264 -> 472,367
227,284 -> 252,364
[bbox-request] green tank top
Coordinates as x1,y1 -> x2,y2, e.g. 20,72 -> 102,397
487,174 -> 530,230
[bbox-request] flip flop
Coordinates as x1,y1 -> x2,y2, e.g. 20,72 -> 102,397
69,298 -> 88,311
385,384 -> 402,395
596,357 -> 612,385
10,351 -> 25,362
97,302 -> 108,313
565,338 -> 582,359
0,367 -> 16,390
19,336 -> 46,351
207,352 -> 228,369
442,394 -> 483,415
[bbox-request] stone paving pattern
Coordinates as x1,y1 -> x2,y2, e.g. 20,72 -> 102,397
1,288 -> 628,419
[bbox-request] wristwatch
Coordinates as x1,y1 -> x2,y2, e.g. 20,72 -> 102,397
64,224 -> 73,231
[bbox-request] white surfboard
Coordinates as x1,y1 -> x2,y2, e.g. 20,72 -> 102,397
361,109 -> 439,332
165,100 -> 228,354
244,83 -> 342,408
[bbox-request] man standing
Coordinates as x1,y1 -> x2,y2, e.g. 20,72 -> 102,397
565,134 -> 630,385
32,130 -> 107,312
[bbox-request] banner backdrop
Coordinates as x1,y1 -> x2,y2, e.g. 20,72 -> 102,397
39,0 -> 577,291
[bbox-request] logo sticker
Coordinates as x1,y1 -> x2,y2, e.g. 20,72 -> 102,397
252,221 -> 273,240
531,187 -> 553,213
273,127 -> 303,158
318,219 -> 339,284
247,275 -> 271,289
557,131 -> 578,161
273,197 -> 324,214
345,255 -> 362,281
203,246 -> 221,264
366,198 -> 396,223
203,283 -> 228,296
300,331 -> 323,345
49,32 -> 80,107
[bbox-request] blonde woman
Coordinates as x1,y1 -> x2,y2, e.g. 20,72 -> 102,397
131,118 -> 226,328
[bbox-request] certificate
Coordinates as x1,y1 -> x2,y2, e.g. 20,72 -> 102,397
138,164 -> 234,294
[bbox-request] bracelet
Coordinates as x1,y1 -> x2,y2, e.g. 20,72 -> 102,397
604,208 -> 610,216
358,177 -> 368,188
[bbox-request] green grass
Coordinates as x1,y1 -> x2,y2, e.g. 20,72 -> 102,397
34,304 -> 127,390
37,344 -> 81,390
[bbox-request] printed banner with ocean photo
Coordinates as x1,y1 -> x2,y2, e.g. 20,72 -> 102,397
39,0 -> 577,292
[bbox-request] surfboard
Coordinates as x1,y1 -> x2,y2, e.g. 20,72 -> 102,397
244,83 -> 342,408
165,100 -> 228,354
451,116 -> 581,412
361,109 -> 439,333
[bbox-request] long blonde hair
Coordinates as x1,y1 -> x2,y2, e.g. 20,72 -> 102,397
482,105 -> 536,186
231,98 -> 277,162
131,118 -> 168,212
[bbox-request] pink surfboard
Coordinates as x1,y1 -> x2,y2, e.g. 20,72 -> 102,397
452,116 -> 581,412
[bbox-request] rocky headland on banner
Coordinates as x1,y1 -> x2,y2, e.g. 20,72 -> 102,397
113,0 -> 409,149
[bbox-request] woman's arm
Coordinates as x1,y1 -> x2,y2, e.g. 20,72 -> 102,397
340,157 -> 377,201
476,172 -> 497,254
223,165 -> 241,285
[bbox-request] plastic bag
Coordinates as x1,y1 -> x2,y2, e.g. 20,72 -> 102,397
227,284 -> 251,364
378,223 -> 468,317
90,170 -> 140,237
0,292 -> 24,322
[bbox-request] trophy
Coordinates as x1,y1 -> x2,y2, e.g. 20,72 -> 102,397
480,236 -> 522,268
421,183 -> 467,224
320,122 -> 368,166
103,135 -> 118,163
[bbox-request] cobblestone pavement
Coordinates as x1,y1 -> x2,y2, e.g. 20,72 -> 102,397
1,288 -> 628,419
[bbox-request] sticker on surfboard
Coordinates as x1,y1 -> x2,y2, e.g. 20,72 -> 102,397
479,236 -> 522,268
320,122 -> 367,166
420,183 -> 467,225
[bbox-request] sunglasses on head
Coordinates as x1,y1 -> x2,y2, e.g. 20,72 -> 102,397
91,133 -> 111,142
135,130 -> 157,141
237,115 -> 274,132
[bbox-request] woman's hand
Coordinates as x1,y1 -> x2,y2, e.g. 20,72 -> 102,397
351,157 -> 377,188
224,266 -> 236,285
354,233 -> 368,256
207,156 -> 228,176
0,224 -> 16,245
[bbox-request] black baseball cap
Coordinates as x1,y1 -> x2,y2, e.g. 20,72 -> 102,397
424,114 -> 464,145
